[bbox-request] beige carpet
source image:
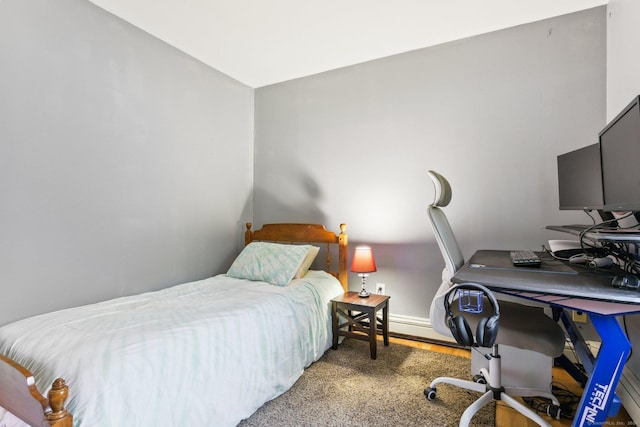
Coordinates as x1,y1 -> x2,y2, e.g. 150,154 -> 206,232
240,339 -> 495,426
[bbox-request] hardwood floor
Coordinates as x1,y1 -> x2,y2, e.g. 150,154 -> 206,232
389,336 -> 633,427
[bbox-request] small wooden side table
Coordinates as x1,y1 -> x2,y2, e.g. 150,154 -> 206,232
331,291 -> 390,359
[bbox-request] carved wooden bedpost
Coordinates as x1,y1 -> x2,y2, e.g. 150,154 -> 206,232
0,354 -> 73,427
338,223 -> 348,291
46,378 -> 72,427
245,223 -> 253,246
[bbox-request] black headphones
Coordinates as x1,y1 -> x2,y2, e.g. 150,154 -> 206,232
444,283 -> 500,348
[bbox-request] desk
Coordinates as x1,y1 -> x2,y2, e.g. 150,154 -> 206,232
453,250 -> 640,427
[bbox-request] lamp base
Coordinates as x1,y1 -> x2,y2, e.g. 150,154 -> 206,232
358,289 -> 370,298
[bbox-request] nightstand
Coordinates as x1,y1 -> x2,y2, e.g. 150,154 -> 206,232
331,291 -> 390,359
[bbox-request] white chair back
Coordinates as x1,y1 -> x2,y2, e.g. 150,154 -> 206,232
427,170 -> 465,277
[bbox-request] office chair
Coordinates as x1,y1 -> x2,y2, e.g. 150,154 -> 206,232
424,170 -> 567,426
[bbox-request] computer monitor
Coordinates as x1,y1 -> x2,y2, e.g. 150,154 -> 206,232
557,143 -> 605,211
600,95 -> 640,212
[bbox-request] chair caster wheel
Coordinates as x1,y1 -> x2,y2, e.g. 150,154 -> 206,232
424,387 -> 437,400
547,404 -> 561,420
473,374 -> 487,384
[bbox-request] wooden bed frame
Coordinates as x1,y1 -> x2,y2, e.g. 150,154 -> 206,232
0,222 -> 348,427
0,354 -> 71,427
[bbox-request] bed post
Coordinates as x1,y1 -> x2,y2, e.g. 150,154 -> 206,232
46,378 -> 72,427
338,223 -> 348,291
0,354 -> 72,427
245,223 -> 253,246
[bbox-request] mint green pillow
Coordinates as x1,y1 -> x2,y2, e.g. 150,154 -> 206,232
227,242 -> 313,286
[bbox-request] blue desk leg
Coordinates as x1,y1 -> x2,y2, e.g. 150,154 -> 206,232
573,313 -> 631,427
558,309 -> 591,387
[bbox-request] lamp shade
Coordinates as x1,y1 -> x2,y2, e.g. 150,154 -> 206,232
350,246 -> 377,273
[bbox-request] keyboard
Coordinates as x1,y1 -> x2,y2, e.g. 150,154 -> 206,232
510,250 -> 541,267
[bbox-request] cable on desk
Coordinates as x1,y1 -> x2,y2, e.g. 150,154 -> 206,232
549,211 -> 640,277
577,211 -> 634,252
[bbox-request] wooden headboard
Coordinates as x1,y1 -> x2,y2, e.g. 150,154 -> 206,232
245,223 -> 348,291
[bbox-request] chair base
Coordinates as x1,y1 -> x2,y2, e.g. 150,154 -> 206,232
472,344 -> 556,398
424,345 -> 559,427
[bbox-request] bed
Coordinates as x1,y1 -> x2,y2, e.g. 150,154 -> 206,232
0,222 -> 348,427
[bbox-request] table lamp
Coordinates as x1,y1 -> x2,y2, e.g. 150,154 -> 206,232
351,246 -> 377,298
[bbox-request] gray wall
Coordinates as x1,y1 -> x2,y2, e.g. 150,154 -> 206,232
254,7 -> 606,323
0,0 -> 254,325
606,0 -> 640,118
0,0 -> 608,331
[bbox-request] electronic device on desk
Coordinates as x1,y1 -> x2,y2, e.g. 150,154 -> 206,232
568,254 -> 614,269
556,143 -> 618,227
548,239 -> 583,258
600,95 -> 640,213
547,239 -> 604,259
510,250 -> 541,267
554,94 -> 640,239
612,274 -> 640,289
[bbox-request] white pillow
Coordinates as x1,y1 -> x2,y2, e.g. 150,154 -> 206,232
294,246 -> 320,279
227,242 -> 313,286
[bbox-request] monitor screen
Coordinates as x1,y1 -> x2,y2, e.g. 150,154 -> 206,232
599,95 -> 640,211
557,143 -> 604,210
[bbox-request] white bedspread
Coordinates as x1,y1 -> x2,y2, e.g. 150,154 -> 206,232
0,270 -> 343,427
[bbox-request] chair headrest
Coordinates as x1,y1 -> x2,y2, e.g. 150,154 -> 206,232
428,170 -> 452,207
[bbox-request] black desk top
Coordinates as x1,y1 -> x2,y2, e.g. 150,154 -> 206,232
453,250 -> 640,305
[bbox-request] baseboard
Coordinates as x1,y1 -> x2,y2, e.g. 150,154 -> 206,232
388,313 -> 455,344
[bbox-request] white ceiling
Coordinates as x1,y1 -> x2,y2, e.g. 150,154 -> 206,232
88,0 -> 607,88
